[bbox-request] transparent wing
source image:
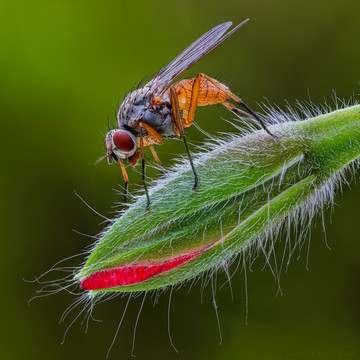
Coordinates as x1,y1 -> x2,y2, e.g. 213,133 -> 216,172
148,19 -> 249,96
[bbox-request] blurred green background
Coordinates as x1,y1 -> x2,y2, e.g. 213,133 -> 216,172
1,0 -> 360,359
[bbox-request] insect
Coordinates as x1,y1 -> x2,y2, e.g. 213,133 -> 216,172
105,19 -> 275,209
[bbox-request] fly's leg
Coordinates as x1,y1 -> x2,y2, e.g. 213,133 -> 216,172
139,123 -> 150,210
170,87 -> 198,191
239,101 -> 278,138
183,73 -> 202,129
119,159 -> 129,203
138,122 -> 164,145
136,122 -> 165,175
221,101 -> 252,118
149,145 -> 166,175
202,74 -> 277,138
186,73 -> 277,138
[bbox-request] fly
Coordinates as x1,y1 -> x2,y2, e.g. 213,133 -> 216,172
105,19 -> 275,209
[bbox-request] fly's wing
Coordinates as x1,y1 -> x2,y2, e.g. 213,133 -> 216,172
148,19 -> 249,96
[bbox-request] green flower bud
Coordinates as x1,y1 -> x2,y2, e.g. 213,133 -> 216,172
76,104 -> 360,294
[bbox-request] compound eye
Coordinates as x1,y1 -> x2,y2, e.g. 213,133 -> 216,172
113,131 -> 135,152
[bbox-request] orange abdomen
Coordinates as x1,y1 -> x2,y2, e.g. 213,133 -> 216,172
173,77 -> 228,109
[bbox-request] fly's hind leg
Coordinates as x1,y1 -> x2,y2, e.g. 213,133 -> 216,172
170,87 -> 198,191
239,101 -> 278,138
185,73 -> 277,138
221,101 -> 252,118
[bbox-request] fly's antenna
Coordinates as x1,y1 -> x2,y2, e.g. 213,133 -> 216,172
94,154 -> 107,166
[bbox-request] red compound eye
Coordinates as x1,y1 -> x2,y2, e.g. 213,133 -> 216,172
113,131 -> 135,152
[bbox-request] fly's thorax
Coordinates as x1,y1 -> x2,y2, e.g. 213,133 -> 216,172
118,86 -> 153,129
118,86 -> 175,137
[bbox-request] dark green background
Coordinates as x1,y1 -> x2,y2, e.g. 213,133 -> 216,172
1,0 -> 360,359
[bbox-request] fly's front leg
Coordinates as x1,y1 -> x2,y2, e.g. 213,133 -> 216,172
195,73 -> 277,138
138,122 -> 164,145
139,123 -> 150,210
137,122 -> 165,175
170,87 -> 198,191
119,159 -> 129,203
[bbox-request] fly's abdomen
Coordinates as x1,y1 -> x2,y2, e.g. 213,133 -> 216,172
173,77 -> 228,108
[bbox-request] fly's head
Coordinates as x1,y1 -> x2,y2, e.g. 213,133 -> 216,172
105,129 -> 138,164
